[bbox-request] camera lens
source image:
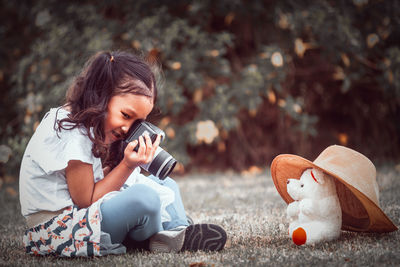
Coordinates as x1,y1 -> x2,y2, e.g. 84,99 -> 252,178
141,147 -> 177,180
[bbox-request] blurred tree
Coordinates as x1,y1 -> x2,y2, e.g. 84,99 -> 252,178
1,0 -> 399,177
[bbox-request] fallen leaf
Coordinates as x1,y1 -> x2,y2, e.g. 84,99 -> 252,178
189,262 -> 207,267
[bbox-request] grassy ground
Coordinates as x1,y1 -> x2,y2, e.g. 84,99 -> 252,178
1,166 -> 399,266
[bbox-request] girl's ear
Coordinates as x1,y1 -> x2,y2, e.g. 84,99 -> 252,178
311,168 -> 325,184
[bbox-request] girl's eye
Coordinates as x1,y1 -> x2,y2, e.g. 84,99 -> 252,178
121,112 -> 130,119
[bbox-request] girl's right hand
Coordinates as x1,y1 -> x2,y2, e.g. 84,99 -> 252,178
122,134 -> 161,170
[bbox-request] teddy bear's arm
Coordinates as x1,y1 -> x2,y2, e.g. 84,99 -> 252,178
287,201 -> 300,219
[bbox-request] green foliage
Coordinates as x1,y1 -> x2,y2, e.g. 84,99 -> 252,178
1,0 -> 399,177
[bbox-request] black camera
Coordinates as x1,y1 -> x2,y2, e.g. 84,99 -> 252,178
124,120 -> 177,180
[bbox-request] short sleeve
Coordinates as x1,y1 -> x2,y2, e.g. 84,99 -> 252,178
25,108 -> 96,174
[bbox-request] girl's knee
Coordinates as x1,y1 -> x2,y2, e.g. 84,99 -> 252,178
127,184 -> 161,215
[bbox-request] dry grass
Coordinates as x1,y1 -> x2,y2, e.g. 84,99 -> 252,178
1,166 -> 399,266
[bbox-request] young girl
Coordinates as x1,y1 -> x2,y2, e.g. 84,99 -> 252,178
19,51 -> 227,257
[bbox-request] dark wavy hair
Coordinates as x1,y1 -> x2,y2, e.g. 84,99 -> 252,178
57,51 -> 158,168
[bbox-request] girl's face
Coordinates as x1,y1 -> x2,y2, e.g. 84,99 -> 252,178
104,92 -> 154,145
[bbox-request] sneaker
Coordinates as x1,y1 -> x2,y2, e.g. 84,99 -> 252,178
149,224 -> 227,252
180,224 -> 227,252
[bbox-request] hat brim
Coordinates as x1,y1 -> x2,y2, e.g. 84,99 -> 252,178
271,154 -> 397,233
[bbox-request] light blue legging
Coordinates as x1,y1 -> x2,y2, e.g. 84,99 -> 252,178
100,176 -> 189,244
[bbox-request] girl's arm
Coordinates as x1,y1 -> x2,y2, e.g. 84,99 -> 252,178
66,134 -> 161,209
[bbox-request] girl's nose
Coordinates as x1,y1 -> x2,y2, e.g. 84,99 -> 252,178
121,125 -> 129,134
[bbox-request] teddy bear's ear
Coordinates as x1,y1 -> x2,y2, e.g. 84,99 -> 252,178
311,168 -> 325,184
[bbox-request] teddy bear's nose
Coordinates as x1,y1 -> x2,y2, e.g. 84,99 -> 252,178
287,180 -> 290,184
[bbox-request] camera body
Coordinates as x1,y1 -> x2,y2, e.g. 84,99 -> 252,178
125,120 -> 166,150
124,120 -> 177,180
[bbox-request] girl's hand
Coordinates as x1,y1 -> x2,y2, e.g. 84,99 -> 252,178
122,134 -> 161,170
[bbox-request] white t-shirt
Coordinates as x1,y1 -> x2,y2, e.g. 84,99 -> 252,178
19,107 -> 105,216
19,107 -> 173,222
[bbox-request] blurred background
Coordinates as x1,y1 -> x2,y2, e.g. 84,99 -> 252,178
1,0 -> 399,182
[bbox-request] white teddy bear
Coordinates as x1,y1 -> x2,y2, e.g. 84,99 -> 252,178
286,168 -> 342,245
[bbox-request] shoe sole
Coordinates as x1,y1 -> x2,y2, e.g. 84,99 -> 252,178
180,224 -> 227,252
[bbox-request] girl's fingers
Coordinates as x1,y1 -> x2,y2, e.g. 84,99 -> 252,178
127,140 -> 138,150
137,136 -> 146,156
149,134 -> 161,159
125,134 -> 162,165
144,134 -> 152,150
153,134 -> 162,148
144,134 -> 155,161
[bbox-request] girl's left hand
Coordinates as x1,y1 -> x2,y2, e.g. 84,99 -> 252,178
122,134 -> 161,169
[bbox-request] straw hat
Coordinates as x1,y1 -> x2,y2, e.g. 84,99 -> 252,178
271,145 -> 397,232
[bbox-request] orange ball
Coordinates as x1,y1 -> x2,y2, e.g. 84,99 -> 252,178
292,227 -> 307,245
